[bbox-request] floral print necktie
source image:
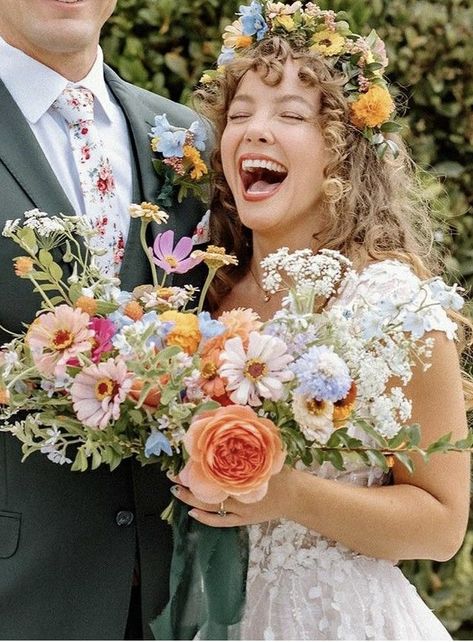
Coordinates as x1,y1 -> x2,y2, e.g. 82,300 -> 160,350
52,85 -> 125,275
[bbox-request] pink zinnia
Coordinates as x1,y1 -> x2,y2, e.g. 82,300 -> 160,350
150,229 -> 203,274
89,317 -> 116,362
70,357 -> 133,429
27,304 -> 93,377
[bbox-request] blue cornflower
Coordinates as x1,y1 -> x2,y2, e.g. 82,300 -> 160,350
145,430 -> 173,458
150,113 -> 171,136
189,120 -> 207,152
155,130 -> 186,158
239,0 -> 268,40
198,311 -> 225,339
218,46 -> 237,66
291,345 -> 351,402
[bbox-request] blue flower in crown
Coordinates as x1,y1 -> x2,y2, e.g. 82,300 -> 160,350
218,46 -> 237,66
239,0 -> 268,40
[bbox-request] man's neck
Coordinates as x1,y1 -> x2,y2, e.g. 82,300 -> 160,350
0,34 -> 97,81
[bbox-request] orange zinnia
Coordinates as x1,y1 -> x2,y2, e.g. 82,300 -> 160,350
350,85 -> 394,129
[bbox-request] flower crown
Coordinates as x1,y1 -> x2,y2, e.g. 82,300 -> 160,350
201,1 -> 401,158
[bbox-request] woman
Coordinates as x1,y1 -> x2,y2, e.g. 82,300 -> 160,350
170,2 -> 471,639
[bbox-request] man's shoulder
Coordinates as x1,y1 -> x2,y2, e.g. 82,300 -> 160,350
104,65 -> 197,128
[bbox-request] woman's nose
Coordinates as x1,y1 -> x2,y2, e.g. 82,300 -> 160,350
244,121 -> 274,144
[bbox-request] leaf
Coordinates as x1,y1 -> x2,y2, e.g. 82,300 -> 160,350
394,451 -> 415,474
49,262 -> 63,282
39,249 -> 54,268
71,447 -> 89,472
91,449 -> 102,470
366,449 -> 389,471
325,449 -> 345,471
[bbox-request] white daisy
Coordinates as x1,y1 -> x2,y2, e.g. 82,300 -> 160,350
219,331 -> 294,406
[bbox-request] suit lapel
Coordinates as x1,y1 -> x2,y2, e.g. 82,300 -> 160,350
0,80 -> 75,216
104,66 -> 176,289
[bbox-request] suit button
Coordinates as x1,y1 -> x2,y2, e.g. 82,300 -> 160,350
115,510 -> 134,527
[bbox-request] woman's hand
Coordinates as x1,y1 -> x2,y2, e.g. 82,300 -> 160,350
169,466 -> 295,528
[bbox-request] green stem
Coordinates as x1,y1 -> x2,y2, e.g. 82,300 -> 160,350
7,365 -> 38,390
28,276 -> 56,310
140,219 -> 158,287
197,267 -> 217,313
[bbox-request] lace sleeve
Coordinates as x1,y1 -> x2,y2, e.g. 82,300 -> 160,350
335,259 -> 461,341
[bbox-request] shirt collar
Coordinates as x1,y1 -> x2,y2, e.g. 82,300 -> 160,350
0,37 -> 114,124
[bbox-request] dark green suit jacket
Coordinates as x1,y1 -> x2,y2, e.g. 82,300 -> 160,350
0,66 -> 207,640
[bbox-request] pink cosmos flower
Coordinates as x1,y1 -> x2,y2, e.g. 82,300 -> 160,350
27,304 -> 94,378
150,229 -> 203,274
70,357 -> 133,429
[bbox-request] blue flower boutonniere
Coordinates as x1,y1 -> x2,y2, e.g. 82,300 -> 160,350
150,114 -> 210,207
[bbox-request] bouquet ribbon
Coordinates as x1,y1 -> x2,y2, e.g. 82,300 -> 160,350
150,501 -> 249,640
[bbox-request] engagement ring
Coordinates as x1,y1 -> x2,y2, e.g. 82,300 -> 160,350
217,501 -> 227,517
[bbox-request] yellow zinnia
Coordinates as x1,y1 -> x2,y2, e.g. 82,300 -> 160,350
160,310 -> 201,355
310,29 -> 345,56
350,85 -> 395,129
183,145 -> 208,181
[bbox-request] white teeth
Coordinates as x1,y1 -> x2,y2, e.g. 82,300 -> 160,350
241,159 -> 287,173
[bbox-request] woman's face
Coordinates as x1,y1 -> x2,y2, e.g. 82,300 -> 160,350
221,59 -> 330,247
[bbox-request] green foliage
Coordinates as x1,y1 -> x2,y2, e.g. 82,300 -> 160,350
101,0 -> 473,635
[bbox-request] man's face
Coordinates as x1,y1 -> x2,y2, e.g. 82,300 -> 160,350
0,0 -> 117,69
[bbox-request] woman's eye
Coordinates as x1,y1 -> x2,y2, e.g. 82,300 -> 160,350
228,113 -> 250,121
281,113 -> 305,121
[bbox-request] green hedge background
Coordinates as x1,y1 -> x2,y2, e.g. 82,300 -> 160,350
101,0 -> 473,636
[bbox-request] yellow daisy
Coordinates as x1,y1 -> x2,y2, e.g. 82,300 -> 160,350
310,29 -> 346,56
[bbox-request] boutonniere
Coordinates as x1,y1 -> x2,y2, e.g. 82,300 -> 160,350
149,114 -> 210,207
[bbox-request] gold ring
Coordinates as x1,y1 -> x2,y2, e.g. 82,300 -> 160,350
217,501 -> 227,517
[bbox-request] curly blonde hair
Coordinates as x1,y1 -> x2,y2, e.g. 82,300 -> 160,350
194,36 -> 473,403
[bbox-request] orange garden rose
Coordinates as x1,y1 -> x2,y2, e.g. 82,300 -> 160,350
179,405 -> 286,504
350,85 -> 395,129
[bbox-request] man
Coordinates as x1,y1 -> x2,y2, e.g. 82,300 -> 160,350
0,0 -> 206,638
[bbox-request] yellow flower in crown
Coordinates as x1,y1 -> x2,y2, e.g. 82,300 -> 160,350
273,15 -> 296,31
223,19 -> 254,49
160,310 -> 201,355
350,85 -> 395,129
183,145 -> 209,181
310,29 -> 346,56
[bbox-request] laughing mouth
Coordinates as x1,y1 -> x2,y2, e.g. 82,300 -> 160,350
240,158 -> 288,198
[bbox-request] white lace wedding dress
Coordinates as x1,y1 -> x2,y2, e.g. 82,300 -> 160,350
234,261 -> 454,641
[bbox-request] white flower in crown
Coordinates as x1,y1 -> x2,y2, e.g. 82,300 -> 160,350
266,1 -> 302,18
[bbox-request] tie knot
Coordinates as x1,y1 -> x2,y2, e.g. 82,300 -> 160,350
52,85 -> 95,126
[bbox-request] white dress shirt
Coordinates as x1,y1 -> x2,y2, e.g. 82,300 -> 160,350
0,37 -> 133,241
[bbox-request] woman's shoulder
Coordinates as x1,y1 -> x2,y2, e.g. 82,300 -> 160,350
335,259 -> 462,340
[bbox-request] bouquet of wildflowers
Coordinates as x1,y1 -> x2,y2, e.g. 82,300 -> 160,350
1,212 -> 471,500
166,248 -> 472,506
0,205 -> 235,471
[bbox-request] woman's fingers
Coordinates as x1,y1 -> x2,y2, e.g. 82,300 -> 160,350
171,484 -> 235,514
188,508 -> 243,528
